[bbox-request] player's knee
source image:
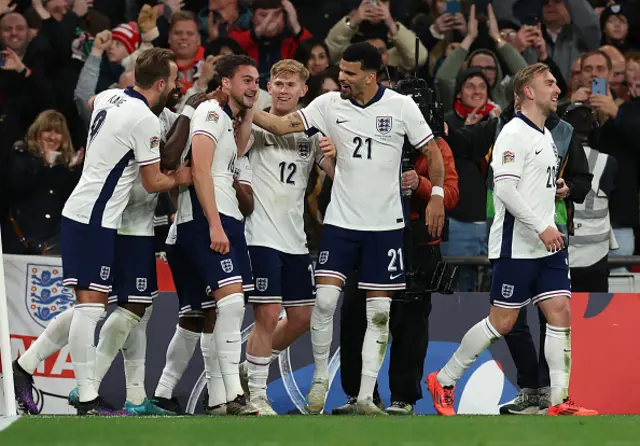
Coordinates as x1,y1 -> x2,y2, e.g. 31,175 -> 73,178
254,303 -> 281,332
120,302 -> 147,318
314,290 -> 340,317
365,298 -> 391,328
541,296 -> 571,327
286,306 -> 312,334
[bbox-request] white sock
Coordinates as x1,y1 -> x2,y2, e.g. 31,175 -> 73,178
310,285 -> 341,380
18,308 -> 74,375
155,324 -> 201,399
201,331 -> 227,407
247,354 -> 270,401
122,306 -> 152,405
94,306 -> 140,392
437,317 -> 501,387
69,303 -> 104,402
214,293 -> 246,401
545,324 -> 571,406
357,298 -> 391,402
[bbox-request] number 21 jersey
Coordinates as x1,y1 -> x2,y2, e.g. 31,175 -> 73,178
297,87 -> 433,231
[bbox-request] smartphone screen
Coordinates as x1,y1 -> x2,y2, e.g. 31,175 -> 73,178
475,0 -> 491,16
591,77 -> 607,96
446,0 -> 461,14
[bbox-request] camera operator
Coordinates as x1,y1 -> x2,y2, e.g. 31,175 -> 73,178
333,125 -> 459,416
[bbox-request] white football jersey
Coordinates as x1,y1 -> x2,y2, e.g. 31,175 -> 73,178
63,88 -> 161,229
245,127 -> 325,254
488,114 -> 559,259
119,108 -> 179,236
176,99 -> 242,224
297,87 -> 433,231
234,154 -> 252,187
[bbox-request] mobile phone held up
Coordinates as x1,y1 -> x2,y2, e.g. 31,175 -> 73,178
475,0 -> 492,17
446,0 -> 461,14
591,77 -> 607,96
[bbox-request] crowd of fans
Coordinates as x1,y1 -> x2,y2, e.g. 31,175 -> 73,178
1,0 -> 639,291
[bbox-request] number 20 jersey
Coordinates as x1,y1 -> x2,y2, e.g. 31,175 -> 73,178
62,88 -> 161,229
297,87 -> 433,231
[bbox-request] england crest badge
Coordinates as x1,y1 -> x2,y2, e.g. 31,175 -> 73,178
221,259 -> 234,273
26,264 -> 76,328
376,116 -> 392,134
501,284 -> 514,299
297,140 -> 311,159
256,278 -> 269,292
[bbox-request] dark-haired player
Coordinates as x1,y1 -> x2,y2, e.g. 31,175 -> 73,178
251,42 -> 446,415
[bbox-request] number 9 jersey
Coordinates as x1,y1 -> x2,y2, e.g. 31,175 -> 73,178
297,87 -> 434,231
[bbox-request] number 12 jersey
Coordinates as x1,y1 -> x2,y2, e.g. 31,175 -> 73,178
297,86 -> 433,231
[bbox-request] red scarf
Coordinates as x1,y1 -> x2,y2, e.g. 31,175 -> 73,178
454,99 -> 497,120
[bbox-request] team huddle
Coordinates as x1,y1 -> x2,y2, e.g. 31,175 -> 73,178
11,42 -> 595,417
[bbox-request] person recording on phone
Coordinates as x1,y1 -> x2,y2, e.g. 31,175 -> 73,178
333,131 -> 459,416
569,49 -> 640,271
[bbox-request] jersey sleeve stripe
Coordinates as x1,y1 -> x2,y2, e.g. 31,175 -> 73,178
297,110 -> 310,131
193,129 -> 218,143
137,156 -> 160,166
238,179 -> 252,185
494,173 -> 521,181
414,133 -> 434,149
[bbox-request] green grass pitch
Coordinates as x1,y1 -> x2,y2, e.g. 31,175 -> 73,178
2,415 -> 640,446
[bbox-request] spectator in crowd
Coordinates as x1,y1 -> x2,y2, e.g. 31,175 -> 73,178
294,38 -> 331,76
627,52 -> 640,90
446,67 -> 499,131
568,55 -> 583,92
1,110 -> 82,255
571,49 -> 640,271
436,5 -> 529,113
199,0 -> 252,42
302,65 -> 339,107
229,0 -> 312,89
325,0 -> 427,73
599,3 -> 633,53
600,44 -> 627,99
0,11 -> 55,165
168,10 -> 205,93
411,0 -> 467,55
521,0 -> 601,83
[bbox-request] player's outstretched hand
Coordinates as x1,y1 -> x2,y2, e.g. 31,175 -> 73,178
207,88 -> 229,107
173,160 -> 192,186
186,92 -> 208,109
425,196 -> 445,238
209,224 -> 230,254
319,137 -> 336,158
539,226 -> 565,252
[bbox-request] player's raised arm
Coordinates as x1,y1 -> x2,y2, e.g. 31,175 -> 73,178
233,156 -> 253,217
252,109 -> 305,135
161,93 -> 209,170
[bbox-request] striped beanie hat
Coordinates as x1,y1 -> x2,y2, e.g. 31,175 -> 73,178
111,22 -> 140,55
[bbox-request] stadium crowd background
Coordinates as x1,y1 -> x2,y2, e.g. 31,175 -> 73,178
1,0 -> 640,292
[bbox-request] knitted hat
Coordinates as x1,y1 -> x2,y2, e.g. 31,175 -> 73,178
111,22 -> 140,55
600,4 -> 628,31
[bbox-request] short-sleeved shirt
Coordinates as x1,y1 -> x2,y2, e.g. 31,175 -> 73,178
297,86 -> 433,231
63,87 -> 161,229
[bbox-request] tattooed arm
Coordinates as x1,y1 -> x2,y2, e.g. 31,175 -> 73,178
252,109 -> 305,135
418,138 -> 446,238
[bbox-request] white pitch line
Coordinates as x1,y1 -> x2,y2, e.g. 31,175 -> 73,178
0,415 -> 20,433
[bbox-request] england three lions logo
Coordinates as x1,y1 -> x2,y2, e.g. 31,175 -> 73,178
221,259 -> 234,273
136,278 -> 147,292
25,264 -> 76,328
297,140 -> 311,159
256,278 -> 269,292
376,116 -> 392,134
501,284 -> 514,299
318,251 -> 329,265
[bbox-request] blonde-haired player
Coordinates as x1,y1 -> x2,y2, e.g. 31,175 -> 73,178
426,63 -> 597,417
240,59 -> 335,415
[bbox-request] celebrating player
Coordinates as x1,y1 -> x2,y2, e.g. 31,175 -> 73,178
251,42 -> 445,415
171,55 -> 260,415
426,63 -> 597,417
50,48 -> 190,416
240,59 -> 335,416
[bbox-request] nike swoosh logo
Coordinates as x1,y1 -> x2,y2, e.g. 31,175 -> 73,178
336,119 -> 348,124
228,129 -> 233,132
226,339 -> 241,343
376,340 -> 387,344
265,143 -> 275,147
390,273 -> 403,280
535,148 -> 544,155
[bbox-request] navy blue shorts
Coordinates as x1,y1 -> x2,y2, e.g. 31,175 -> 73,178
177,215 -> 254,296
315,224 -> 405,291
490,251 -> 571,309
165,242 -> 211,316
108,235 -> 158,306
61,217 -> 116,293
247,246 -> 315,307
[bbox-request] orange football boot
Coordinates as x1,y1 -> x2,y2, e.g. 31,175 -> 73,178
548,397 -> 598,416
426,372 -> 456,416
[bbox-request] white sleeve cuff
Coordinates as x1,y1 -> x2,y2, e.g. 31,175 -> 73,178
181,105 -> 195,119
